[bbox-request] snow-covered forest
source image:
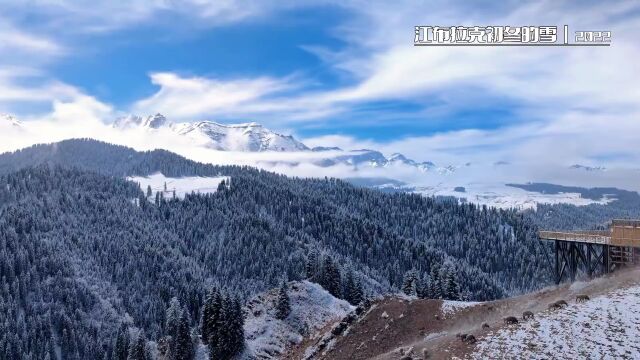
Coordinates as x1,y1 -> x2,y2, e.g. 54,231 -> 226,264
0,139 -> 629,359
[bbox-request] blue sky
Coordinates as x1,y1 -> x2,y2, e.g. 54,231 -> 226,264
0,1 -> 639,167
51,6 -> 350,111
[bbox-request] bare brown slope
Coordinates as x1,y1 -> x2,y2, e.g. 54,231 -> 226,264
290,267 -> 640,360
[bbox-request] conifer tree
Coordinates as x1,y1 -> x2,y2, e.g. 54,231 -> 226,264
114,323 -> 129,360
401,270 -> 417,296
275,281 -> 291,320
201,288 -> 221,345
343,270 -> 364,305
173,313 -> 194,360
229,298 -> 245,356
443,269 -> 460,301
217,180 -> 226,192
127,332 -> 148,360
305,250 -> 319,280
166,297 -> 182,339
416,274 -> 429,299
429,265 -> 442,299
320,256 -> 341,298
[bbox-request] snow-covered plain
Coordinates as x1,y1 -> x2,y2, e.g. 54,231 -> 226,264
470,285 -> 640,359
127,173 -> 229,199
415,182 -> 612,210
242,281 -> 353,359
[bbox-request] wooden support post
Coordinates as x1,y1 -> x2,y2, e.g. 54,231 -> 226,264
555,240 -> 560,285
586,244 -> 592,278
569,242 -> 577,282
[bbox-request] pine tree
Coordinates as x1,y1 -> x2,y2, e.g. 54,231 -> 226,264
173,313 -> 194,360
305,250 -> 319,280
165,297 -> 194,360
429,265 -> 442,299
320,256 -> 341,298
206,292 -> 244,360
416,274 -> 429,299
211,296 -> 233,360
443,269 -> 460,301
201,288 -> 221,345
343,270 -> 355,304
166,297 -> 182,339
401,270 -> 417,296
113,323 -> 129,360
217,180 -> 226,192
127,332 -> 148,360
343,270 -> 363,305
146,185 -> 152,198
229,298 -> 245,356
351,278 -> 364,305
275,281 -> 291,320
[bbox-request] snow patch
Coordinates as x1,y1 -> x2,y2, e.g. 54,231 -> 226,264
242,281 -> 354,359
127,173 -> 229,199
441,300 -> 480,316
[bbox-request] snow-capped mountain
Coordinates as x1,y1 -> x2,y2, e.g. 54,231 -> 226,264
173,121 -> 309,152
113,114 -> 308,152
387,153 -> 436,171
316,149 -> 439,171
1,113 -> 21,127
112,113 -> 168,130
110,114 -> 448,170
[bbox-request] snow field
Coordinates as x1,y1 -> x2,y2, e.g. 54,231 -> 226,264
471,285 -> 640,359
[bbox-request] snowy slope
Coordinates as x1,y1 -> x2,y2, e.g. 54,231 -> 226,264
127,173 -> 229,199
242,281 -> 354,359
470,285 -> 640,359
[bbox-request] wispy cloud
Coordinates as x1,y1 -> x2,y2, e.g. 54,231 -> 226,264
0,0 -> 302,33
133,72 -> 295,121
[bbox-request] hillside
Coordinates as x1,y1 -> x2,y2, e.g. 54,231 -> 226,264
300,267 -> 640,359
243,281 -> 353,359
0,139 -> 551,359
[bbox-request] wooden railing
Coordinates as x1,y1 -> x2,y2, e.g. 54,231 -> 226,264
538,230 -> 611,244
539,229 -> 640,248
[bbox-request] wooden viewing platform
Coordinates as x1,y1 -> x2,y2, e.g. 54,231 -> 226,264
539,219 -> 640,284
539,219 -> 640,248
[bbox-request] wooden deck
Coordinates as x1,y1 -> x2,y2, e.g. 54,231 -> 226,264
539,219 -> 640,248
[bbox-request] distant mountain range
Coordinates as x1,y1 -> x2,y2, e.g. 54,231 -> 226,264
109,113 -> 448,172
3,113 -> 625,209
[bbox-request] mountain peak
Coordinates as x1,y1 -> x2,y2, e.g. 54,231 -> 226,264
570,164 -> 606,172
142,113 -> 168,129
112,114 -> 143,129
1,113 -> 21,127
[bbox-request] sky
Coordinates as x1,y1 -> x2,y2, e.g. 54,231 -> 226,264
0,0 -> 639,171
